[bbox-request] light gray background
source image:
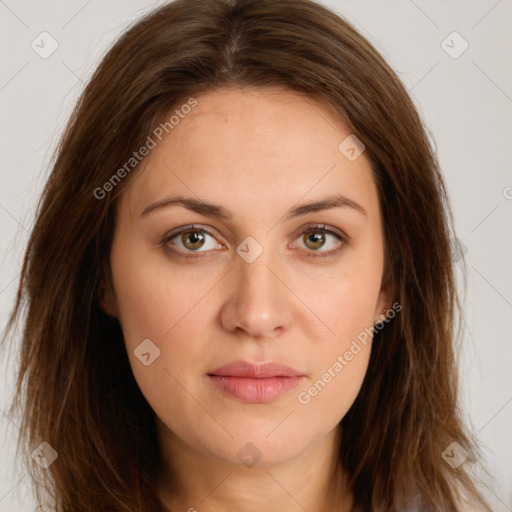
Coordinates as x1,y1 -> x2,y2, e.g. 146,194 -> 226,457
1,1 -> 511,510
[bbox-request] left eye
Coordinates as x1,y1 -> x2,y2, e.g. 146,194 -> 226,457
294,226 -> 345,255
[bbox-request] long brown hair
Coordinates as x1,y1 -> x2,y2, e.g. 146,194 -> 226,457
2,0 -> 493,510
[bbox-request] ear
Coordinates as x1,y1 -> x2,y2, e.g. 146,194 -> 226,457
97,278 -> 118,318
374,281 -> 390,325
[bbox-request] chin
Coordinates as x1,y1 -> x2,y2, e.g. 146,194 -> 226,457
196,422 -> 322,469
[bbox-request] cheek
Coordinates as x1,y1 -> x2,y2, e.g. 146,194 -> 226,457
109,248 -> 214,393
294,282 -> 376,423
110,247 -> 217,344
308,269 -> 382,348
298,347 -> 371,412
296,264 -> 382,408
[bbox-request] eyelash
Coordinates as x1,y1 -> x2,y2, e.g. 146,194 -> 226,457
160,224 -> 347,260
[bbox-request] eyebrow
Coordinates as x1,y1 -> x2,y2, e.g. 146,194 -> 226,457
140,194 -> 367,219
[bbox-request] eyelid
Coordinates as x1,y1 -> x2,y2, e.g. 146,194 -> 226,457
162,224 -> 221,244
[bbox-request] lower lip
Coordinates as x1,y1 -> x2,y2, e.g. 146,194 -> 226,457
208,375 -> 303,403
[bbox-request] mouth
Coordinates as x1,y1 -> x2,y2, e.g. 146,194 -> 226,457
207,360 -> 305,403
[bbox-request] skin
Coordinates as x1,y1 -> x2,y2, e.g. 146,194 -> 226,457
101,86 -> 389,512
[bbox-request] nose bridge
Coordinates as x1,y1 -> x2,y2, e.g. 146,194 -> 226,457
220,237 -> 292,337
239,246 -> 276,297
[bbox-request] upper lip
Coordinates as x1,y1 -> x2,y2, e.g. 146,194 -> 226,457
208,360 -> 304,378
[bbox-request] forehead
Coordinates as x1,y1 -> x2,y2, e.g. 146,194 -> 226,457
167,86 -> 350,162
119,86 -> 379,223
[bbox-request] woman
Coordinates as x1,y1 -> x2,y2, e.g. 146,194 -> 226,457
2,0 -> 494,510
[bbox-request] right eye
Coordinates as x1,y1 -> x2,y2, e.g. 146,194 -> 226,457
161,225 -> 225,259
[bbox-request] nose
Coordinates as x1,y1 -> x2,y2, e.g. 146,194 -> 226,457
220,248 -> 294,340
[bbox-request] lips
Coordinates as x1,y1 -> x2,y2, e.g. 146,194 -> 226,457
209,360 -> 304,378
207,360 -> 305,403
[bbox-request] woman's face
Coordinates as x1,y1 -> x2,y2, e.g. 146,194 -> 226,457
105,86 -> 388,467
